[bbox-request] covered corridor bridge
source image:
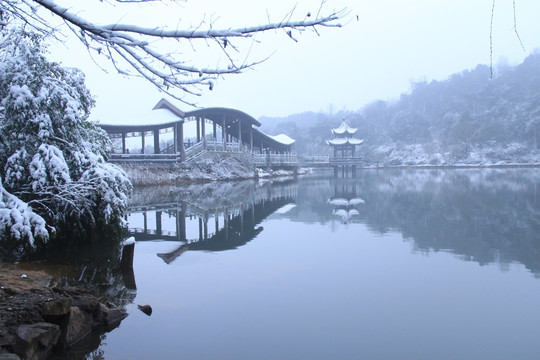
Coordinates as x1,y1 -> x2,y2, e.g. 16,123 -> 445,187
99,99 -> 295,164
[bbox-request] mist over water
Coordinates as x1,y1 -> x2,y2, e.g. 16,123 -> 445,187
97,168 -> 540,359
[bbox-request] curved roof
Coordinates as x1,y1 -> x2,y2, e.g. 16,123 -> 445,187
333,208 -> 360,222
252,128 -> 295,150
328,198 -> 365,206
327,138 -> 364,146
332,121 -> 357,136
255,129 -> 296,146
185,107 -> 261,127
99,119 -> 180,133
99,98 -> 295,152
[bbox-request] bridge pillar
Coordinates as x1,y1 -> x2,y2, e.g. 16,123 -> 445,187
122,133 -> 126,154
203,213 -> 208,240
237,118 -> 242,147
213,122 -> 217,141
177,121 -> 185,162
224,208 -> 229,241
178,202 -> 186,241
156,211 -> 162,236
143,211 -> 148,234
250,127 -> 253,151
153,129 -> 160,154
201,117 -> 207,150
196,117 -> 201,143
141,131 -> 145,154
222,115 -> 227,151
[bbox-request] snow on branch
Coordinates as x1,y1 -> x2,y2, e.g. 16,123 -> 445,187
2,0 -> 346,105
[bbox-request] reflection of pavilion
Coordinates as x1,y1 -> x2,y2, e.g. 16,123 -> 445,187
127,181 -> 297,264
328,180 -> 364,224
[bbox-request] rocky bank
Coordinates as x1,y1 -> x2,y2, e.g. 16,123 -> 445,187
0,263 -> 127,360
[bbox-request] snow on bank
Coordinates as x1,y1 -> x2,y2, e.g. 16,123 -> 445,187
120,154 -> 305,186
366,142 -> 540,167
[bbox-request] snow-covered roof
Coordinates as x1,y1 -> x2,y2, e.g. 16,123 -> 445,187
333,208 -> 360,222
326,138 -> 364,146
268,133 -> 296,146
328,198 -> 365,206
332,121 -> 357,136
99,107 -> 181,127
255,129 -> 296,146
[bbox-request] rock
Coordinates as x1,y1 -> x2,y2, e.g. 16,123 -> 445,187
71,295 -> 99,313
42,297 -> 72,317
95,303 -> 127,327
137,304 -> 152,316
0,353 -> 21,359
14,322 -> 60,360
66,306 -> 92,346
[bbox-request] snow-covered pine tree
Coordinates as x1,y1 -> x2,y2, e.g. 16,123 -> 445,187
0,28 -> 132,256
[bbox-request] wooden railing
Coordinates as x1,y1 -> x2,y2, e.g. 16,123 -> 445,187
253,153 -> 297,166
111,143 -> 363,168
110,153 -> 179,162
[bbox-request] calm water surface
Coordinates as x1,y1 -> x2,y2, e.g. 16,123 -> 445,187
98,168 -> 540,359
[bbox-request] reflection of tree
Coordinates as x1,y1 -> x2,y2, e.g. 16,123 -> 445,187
294,169 -> 540,275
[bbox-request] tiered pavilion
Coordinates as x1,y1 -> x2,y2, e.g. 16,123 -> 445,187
327,121 -> 364,176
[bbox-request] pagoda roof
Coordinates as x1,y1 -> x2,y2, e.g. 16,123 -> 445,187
326,138 -> 364,146
328,198 -> 365,207
333,208 -> 360,222
332,121 -> 357,136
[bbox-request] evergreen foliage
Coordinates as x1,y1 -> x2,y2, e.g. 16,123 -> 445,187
0,29 -> 132,257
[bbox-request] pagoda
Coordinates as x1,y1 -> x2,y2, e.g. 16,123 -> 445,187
327,120 -> 364,176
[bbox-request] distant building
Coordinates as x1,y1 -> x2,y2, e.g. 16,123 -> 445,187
326,121 -> 364,177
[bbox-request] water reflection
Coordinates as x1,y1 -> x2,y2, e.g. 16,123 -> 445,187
128,169 -> 540,275
127,180 -> 297,263
292,169 -> 540,275
328,181 -> 365,223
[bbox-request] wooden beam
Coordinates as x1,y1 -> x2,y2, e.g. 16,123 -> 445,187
141,131 -> 145,154
122,132 -> 126,154
238,118 -> 242,145
202,117 -> 206,150
153,129 -> 160,154
222,115 -> 227,151
196,117 -> 201,143
178,121 -> 185,162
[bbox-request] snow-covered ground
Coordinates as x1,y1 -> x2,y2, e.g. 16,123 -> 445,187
121,153 -> 307,186
365,142 -> 540,168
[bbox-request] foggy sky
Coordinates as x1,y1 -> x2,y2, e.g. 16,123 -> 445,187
47,0 -> 540,124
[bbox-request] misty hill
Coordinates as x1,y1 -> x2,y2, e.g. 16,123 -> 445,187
263,51 -> 540,166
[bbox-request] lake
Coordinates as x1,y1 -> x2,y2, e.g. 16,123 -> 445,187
92,168 -> 540,359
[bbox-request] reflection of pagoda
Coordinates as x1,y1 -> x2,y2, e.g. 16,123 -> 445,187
328,181 -> 364,224
327,121 -> 364,177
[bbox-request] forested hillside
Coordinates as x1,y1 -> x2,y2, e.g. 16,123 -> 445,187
262,51 -> 540,166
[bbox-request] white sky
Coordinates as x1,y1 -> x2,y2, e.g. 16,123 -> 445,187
46,0 -> 540,124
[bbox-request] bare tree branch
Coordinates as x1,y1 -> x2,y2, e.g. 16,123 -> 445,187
1,0 -> 347,105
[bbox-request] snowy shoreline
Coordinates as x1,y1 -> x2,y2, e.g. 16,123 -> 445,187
120,161 -> 309,186
120,161 -> 540,186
